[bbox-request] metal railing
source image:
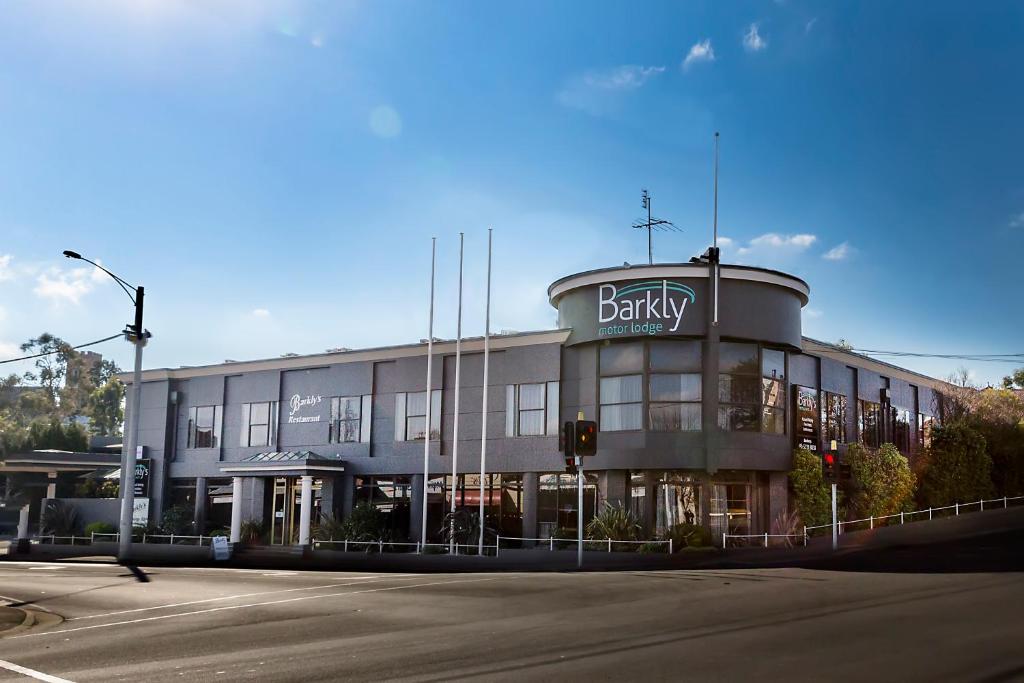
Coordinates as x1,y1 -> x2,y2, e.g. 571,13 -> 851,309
494,535 -> 673,556
803,494 -> 1024,541
312,539 -> 498,555
31,532 -> 217,547
721,532 -> 805,549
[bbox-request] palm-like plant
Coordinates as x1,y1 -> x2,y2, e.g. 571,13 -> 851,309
585,503 -> 641,544
40,500 -> 81,536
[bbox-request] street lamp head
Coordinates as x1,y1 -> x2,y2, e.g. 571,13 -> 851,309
62,250 -> 82,259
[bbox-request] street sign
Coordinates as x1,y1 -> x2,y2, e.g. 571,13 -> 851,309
211,535 -> 231,561
132,497 -> 149,527
134,458 -> 151,498
795,386 -> 820,451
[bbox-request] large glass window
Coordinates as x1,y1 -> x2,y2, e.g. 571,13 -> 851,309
394,390 -> 442,441
821,392 -> 848,444
893,407 -> 912,454
354,476 -> 412,538
240,401 -> 278,447
655,472 -> 701,534
187,405 -> 222,449
600,375 -> 643,431
648,340 -> 702,432
709,483 -> 751,537
918,414 -> 937,450
719,342 -> 760,431
761,349 -> 786,434
330,395 -> 372,443
537,473 -> 599,537
505,381 -> 559,437
859,400 -> 882,448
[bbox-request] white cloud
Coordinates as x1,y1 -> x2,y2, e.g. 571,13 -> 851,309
0,254 -> 12,281
369,105 -> 402,139
0,340 -> 19,361
33,265 -> 105,304
682,39 -> 715,70
805,17 -> 818,34
557,65 -> 665,114
743,23 -> 767,52
724,233 -> 819,266
823,242 -> 853,261
1010,212 -> 1024,228
804,308 -> 823,319
717,236 -> 735,248
738,233 -> 817,254
251,308 -> 271,318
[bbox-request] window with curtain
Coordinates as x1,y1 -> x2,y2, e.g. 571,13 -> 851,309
859,400 -> 882,448
188,405 -> 222,449
718,342 -> 759,431
821,392 -> 848,444
893,407 -> 912,454
600,342 -> 644,432
330,395 -> 372,443
648,340 -> 702,432
505,382 -> 559,437
394,390 -> 441,441
240,401 -> 278,447
761,348 -> 786,434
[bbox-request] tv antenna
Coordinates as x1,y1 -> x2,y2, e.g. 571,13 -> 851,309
633,189 -> 678,265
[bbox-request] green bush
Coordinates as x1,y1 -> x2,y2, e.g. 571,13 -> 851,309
161,505 -> 195,535
586,503 -> 641,546
40,501 -> 81,536
660,523 -> 713,551
789,448 -> 833,527
239,519 -> 265,544
207,528 -> 230,537
917,422 -> 994,507
84,521 -> 116,536
846,443 -> 916,518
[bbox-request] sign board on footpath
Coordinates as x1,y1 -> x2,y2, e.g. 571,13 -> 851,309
211,535 -> 231,561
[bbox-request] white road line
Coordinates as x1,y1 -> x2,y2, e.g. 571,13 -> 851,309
13,576 -> 503,639
0,659 -> 75,683
65,576 -> 402,620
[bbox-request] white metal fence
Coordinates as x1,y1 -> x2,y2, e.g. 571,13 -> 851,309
494,536 -> 673,555
32,532 -> 217,546
721,533 -> 804,549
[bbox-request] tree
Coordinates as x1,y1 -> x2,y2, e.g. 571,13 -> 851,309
1002,368 -> 1024,390
845,443 -> 916,518
19,333 -> 76,415
917,423 -> 994,507
789,448 -> 833,527
85,379 -> 124,436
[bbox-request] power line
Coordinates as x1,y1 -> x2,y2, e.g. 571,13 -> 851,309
0,333 -> 124,366
851,348 -> 1024,364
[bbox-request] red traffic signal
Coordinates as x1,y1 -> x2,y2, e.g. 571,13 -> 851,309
822,452 -> 837,483
575,420 -> 597,456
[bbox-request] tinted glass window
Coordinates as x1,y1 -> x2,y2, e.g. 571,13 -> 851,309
600,343 -> 644,375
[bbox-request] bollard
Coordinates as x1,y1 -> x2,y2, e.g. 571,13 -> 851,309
496,536 -> 500,558
550,537 -> 554,551
379,540 -> 384,553
722,532 -> 727,549
607,538 -> 612,553
170,533 -> 175,545
900,511 -> 904,525
955,502 -> 959,516
980,499 -> 984,511
870,516 -> 874,529
344,539 -> 349,552
764,532 -> 768,548
669,538 -> 674,554
803,526 -> 807,547
929,507 -> 933,520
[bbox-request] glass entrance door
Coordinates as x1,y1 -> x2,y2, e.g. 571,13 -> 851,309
269,477 -> 323,545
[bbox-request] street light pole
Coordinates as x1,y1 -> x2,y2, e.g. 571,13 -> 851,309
62,251 -> 147,562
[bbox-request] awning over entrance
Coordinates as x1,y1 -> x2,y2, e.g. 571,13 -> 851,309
219,451 -> 345,478
0,449 -> 121,474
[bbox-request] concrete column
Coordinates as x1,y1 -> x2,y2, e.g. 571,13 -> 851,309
193,476 -> 208,533
229,476 -> 243,543
340,474 -> 355,518
598,470 -> 628,510
768,472 -> 789,531
46,472 -> 57,499
643,471 -> 658,535
17,504 -> 30,539
320,476 -> 337,520
298,475 -> 313,545
410,473 -> 424,544
521,472 -> 539,543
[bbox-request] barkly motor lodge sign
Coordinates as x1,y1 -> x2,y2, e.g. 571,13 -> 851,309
598,280 -> 697,338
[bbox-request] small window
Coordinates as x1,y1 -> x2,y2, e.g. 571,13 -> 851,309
600,375 -> 643,431
330,395 -> 371,444
600,343 -> 644,375
395,390 -> 441,441
240,401 -> 278,447
505,382 -> 560,437
188,405 -> 222,449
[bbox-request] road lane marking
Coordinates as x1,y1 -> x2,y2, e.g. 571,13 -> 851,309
13,576 -> 504,639
65,575 -> 404,620
0,659 -> 75,683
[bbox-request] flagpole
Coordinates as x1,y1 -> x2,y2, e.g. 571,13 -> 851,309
420,237 -> 436,551
449,232 -> 464,554
478,228 -> 492,555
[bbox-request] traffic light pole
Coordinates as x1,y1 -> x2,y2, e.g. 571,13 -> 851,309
119,285 -> 145,562
576,455 -> 583,570
831,483 -> 838,552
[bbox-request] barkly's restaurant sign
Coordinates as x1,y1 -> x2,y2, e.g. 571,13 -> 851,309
598,280 -> 697,338
288,394 -> 323,423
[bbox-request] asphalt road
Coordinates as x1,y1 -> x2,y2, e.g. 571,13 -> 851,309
0,545 -> 1022,682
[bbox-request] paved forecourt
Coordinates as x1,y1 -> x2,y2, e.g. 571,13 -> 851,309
0,559 -> 1022,682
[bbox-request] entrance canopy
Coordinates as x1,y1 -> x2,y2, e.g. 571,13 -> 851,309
0,449 -> 121,475
219,451 -> 345,478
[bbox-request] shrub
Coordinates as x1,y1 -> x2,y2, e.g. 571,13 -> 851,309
40,500 -> 81,536
660,523 -> 713,551
846,443 -> 916,518
586,503 -> 641,546
312,513 -> 347,542
207,528 -> 230,537
917,422 -> 994,507
341,502 -> 395,542
789,448 -> 832,527
161,505 -> 195,535
84,521 -> 116,536
238,519 -> 265,544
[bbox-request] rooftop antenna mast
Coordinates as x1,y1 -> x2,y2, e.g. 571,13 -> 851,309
633,189 -> 679,265
712,132 -> 720,326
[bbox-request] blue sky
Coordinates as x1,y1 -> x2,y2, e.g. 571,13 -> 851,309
0,1 -> 1022,385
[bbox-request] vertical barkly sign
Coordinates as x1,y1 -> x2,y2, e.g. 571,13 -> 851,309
598,280 -> 697,338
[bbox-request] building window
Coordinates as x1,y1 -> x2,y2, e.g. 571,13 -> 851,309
240,402 -> 278,447
718,342 -> 760,431
709,483 -> 751,537
655,472 -> 701,534
858,400 -> 882,448
505,381 -> 559,437
821,392 -> 848,444
917,414 -> 937,450
537,472 -> 599,537
648,340 -> 702,432
761,348 -> 786,434
599,342 -> 644,432
394,390 -> 441,441
893,407 -> 912,454
330,395 -> 372,443
187,405 -> 222,449
354,476 -> 412,537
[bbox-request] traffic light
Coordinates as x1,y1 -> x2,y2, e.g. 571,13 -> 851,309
562,421 -> 577,472
822,452 -> 837,483
575,420 -> 597,456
